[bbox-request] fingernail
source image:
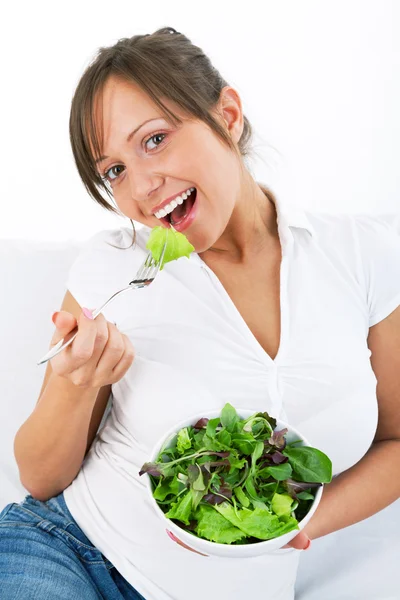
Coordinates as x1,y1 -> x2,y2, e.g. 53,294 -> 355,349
303,539 -> 311,551
51,311 -> 59,325
82,307 -> 94,320
166,529 -> 177,542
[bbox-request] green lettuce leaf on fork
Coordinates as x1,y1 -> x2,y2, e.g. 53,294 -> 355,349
146,226 -> 195,270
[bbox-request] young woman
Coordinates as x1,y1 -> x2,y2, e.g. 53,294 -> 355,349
1,26 -> 400,600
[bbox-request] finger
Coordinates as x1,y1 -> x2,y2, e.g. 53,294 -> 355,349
94,322 -> 126,374
110,335 -> 135,380
51,310 -> 77,344
67,313 -> 109,379
282,531 -> 311,550
69,310 -> 106,364
166,530 -> 209,557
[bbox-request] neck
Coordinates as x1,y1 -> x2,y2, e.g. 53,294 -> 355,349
200,176 -> 279,265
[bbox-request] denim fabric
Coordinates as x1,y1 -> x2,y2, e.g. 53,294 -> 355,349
0,492 -> 146,599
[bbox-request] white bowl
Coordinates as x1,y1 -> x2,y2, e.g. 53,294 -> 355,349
144,408 -> 323,558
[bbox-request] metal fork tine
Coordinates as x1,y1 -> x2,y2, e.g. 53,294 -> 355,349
135,253 -> 154,281
131,233 -> 168,284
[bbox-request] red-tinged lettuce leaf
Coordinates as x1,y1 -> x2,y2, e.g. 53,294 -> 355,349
214,502 -> 299,540
193,417 -> 209,429
268,428 -> 288,451
271,451 -> 288,464
284,478 -> 321,499
139,462 -> 174,477
194,504 -> 247,544
164,490 -> 193,525
203,493 -> 226,505
260,451 -> 288,465
205,451 -> 230,458
203,481 -> 233,505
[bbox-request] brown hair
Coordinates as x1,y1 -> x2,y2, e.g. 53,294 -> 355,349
69,26 -> 255,249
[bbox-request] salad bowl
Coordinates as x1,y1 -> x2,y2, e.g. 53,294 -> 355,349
141,407 -> 327,558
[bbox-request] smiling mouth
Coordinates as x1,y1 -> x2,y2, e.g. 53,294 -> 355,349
160,188 -> 197,227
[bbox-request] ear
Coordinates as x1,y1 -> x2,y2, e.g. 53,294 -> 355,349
214,86 -> 244,145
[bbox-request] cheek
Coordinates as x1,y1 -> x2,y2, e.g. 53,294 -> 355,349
113,188 -> 144,221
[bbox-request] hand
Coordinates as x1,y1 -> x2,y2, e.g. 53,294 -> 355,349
50,309 -> 135,389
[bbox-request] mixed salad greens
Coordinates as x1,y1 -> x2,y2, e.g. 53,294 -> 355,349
139,403 -> 332,545
146,226 -> 194,271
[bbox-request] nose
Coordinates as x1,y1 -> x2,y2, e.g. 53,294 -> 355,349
126,164 -> 163,207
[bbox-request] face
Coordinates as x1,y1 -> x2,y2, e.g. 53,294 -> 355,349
93,76 -> 244,253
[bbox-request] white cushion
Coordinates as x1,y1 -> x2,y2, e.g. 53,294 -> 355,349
0,238 -> 82,503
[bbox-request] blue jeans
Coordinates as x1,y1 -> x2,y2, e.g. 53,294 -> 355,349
0,492 -> 146,599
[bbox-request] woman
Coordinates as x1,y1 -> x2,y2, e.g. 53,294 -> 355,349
1,26 -> 400,600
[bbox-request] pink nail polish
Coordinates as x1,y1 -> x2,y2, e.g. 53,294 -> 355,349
82,307 -> 94,320
166,529 -> 176,541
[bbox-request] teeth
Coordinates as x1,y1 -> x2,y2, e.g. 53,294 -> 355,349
154,187 -> 195,219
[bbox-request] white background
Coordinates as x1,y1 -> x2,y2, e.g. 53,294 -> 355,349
1,0 -> 399,241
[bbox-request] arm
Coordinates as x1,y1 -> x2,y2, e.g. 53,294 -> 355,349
14,371 -> 103,501
302,305 -> 400,542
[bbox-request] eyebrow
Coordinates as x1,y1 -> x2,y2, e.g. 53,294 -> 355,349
95,118 -> 160,165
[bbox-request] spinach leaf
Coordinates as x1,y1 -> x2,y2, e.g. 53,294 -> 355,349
259,462 -> 293,481
283,446 -> 332,483
220,403 -> 239,432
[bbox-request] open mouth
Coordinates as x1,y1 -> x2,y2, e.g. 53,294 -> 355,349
160,188 -> 198,232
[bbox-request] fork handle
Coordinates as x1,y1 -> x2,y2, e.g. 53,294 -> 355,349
36,328 -> 79,365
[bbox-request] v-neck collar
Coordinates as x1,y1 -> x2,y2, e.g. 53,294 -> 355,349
190,185 -> 315,368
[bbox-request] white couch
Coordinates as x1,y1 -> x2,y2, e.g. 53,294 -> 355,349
1,223 -> 399,600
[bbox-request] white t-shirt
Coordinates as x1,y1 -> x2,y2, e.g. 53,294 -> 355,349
63,190 -> 400,600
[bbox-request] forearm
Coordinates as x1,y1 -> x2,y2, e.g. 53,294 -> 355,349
14,373 -> 100,501
304,439 -> 400,540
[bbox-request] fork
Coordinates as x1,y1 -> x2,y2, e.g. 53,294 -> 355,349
37,238 -> 168,366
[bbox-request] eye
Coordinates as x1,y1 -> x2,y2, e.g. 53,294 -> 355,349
102,165 -> 125,184
145,132 -> 167,151
101,132 -> 167,184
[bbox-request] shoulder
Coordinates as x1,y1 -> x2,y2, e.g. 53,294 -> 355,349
303,210 -> 400,261
303,209 -> 400,327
